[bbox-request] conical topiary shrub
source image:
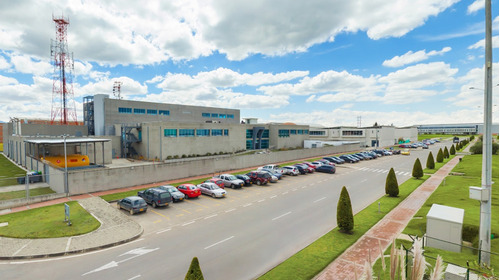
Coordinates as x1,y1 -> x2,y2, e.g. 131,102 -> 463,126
443,146 -> 449,159
185,257 -> 204,280
337,186 -> 354,233
450,145 -> 456,155
385,168 -> 399,197
426,151 -> 435,169
412,158 -> 423,179
436,148 -> 444,163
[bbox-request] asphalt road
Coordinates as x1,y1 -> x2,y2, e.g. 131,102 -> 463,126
0,141 -> 451,280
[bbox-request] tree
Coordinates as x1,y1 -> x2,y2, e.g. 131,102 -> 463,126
374,122 -> 378,127
443,146 -> 449,159
450,145 -> 456,155
436,148 -> 444,163
412,158 -> 423,179
185,257 -> 204,280
337,186 -> 354,233
426,151 -> 435,169
385,168 -> 399,197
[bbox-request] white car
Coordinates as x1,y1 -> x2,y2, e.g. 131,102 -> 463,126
311,161 -> 324,168
258,164 -> 284,174
213,174 -> 244,189
197,182 -> 227,198
282,166 -> 300,176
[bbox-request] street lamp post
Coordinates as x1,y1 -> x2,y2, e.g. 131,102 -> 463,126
63,134 -> 68,195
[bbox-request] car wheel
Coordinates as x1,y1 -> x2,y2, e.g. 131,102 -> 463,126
130,209 -> 134,215
212,193 -> 216,198
152,202 -> 157,208
231,184 -> 235,189
256,180 -> 261,186
117,203 -> 121,209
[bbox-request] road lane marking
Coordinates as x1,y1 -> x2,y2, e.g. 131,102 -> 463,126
225,208 -> 236,213
184,199 -> 210,209
360,179 -> 368,183
182,221 -> 195,226
12,240 -> 32,256
270,195 -> 277,199
204,214 -> 218,219
243,203 -> 253,207
65,237 -> 72,252
272,211 -> 292,221
313,197 -> 327,203
176,214 -> 184,217
257,199 -> 265,203
204,236 -> 235,250
282,191 -> 288,195
156,228 -> 171,234
150,209 -> 170,220
82,247 -> 159,276
153,219 -> 162,224
128,275 -> 141,280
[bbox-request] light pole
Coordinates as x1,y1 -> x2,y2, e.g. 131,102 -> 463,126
63,134 -> 68,195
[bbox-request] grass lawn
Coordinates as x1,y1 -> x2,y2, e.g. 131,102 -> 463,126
0,187 -> 56,200
258,175 -> 430,280
0,153 -> 26,187
417,134 -> 463,141
0,201 -> 100,238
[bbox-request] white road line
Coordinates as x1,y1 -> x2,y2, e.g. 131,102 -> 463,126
313,197 -> 327,203
405,172 -> 411,176
243,203 -> 253,207
282,191 -> 288,195
182,221 -> 195,226
270,195 -> 277,199
156,228 -> 171,234
292,188 -> 298,192
13,240 -> 33,256
65,237 -> 72,252
302,186 -> 307,189
225,208 -> 236,213
272,211 -> 292,221
360,179 -> 368,183
308,183 -> 315,187
204,236 -> 235,250
257,199 -> 265,203
128,275 -> 141,280
204,214 -> 218,220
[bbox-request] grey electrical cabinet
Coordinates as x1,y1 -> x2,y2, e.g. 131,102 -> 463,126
426,204 -> 464,253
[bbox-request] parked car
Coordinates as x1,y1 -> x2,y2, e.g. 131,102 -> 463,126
258,170 -> 278,182
302,162 -> 317,169
156,185 -> 186,202
117,196 -> 148,215
204,178 -> 225,189
339,155 -> 359,163
351,154 -> 365,161
316,165 -> 336,174
177,184 -> 201,198
331,156 -> 345,164
323,157 -> 342,165
246,171 -> 270,185
362,152 -> 378,159
355,153 -> 372,160
260,168 -> 282,180
137,188 -> 172,208
294,163 -> 314,173
318,159 -> 335,166
401,149 -> 410,155
213,174 -> 244,189
235,174 -> 253,186
391,149 -> 401,155
373,150 -> 385,156
383,150 -> 392,156
258,164 -> 285,175
422,144 -> 429,149
282,166 -> 300,176
197,182 -> 227,198
311,161 -> 324,168
293,164 -> 308,175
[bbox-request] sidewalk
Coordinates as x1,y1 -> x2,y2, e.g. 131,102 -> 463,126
315,154 -> 464,279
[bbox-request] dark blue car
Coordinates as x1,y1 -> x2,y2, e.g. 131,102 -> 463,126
316,165 -> 336,174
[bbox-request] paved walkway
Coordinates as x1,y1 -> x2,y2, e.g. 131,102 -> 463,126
0,197 -> 142,259
315,150 -> 469,279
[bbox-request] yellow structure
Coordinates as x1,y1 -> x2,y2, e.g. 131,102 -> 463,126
42,155 -> 90,168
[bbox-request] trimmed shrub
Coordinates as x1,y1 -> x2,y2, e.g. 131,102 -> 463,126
426,151 -> 435,169
185,257 -> 204,280
385,168 -> 399,197
337,186 -> 354,233
443,146 -> 449,159
412,158 -> 423,179
470,141 -> 500,155
436,148 -> 444,163
450,145 -> 456,155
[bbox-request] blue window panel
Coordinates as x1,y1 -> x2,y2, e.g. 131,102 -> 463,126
179,129 -> 195,137
118,107 -> 132,114
279,129 -> 290,137
212,129 -> 223,136
227,114 -> 234,119
224,129 -> 229,136
159,110 -> 170,116
196,129 -> 210,136
134,108 -> 145,114
262,130 -> 269,138
164,129 -> 177,137
211,113 -> 218,118
246,140 -> 253,149
147,109 -> 157,115
202,113 -> 210,118
219,114 -> 226,119
261,139 -> 269,148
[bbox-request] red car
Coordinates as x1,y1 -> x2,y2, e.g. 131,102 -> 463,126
318,159 -> 335,166
205,178 -> 225,189
302,162 -> 317,169
177,184 -> 201,198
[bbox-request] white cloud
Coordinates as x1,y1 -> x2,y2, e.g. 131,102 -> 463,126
468,35 -> 500,50
9,54 -> 52,76
382,47 -> 452,67
76,76 -> 147,98
0,75 -> 18,86
467,0 -> 484,14
0,55 -> 10,70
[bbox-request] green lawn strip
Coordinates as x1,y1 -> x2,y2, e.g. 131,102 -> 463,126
423,155 -> 455,174
0,153 -> 26,187
417,134 -> 461,141
0,201 -> 100,238
258,175 -> 429,280
400,154 -> 499,274
0,187 -> 55,200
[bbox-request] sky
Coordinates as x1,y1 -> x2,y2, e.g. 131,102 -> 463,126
0,0 -> 498,127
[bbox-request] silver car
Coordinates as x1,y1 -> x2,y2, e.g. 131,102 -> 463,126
197,182 -> 227,198
214,174 -> 244,189
156,185 -> 186,202
282,166 -> 300,176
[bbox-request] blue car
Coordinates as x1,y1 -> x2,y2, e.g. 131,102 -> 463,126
316,165 -> 336,174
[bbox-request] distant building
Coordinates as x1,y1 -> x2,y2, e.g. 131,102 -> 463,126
417,123 -> 499,135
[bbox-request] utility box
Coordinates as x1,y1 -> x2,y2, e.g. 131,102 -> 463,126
426,204 -> 464,253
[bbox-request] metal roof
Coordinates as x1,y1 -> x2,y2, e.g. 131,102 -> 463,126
24,138 -> 110,144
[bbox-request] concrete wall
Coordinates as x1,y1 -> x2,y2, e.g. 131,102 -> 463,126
65,143 -> 360,195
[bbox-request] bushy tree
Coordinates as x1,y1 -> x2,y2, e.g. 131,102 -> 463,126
450,145 -> 456,155
185,257 -> 204,280
412,158 -> 423,179
436,148 -> 444,163
426,151 -> 435,169
385,168 -> 399,197
443,146 -> 449,159
337,186 -> 354,233
470,141 -> 499,155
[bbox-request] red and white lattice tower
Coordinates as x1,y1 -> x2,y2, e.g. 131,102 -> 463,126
113,81 -> 123,99
50,16 -> 77,125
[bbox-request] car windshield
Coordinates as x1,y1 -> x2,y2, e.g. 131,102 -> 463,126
227,175 -> 237,180
188,186 -> 197,190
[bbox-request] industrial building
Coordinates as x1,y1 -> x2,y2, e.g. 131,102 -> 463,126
417,123 -> 499,135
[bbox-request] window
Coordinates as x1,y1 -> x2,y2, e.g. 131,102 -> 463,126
211,113 -> 218,118
309,131 -> 326,136
246,129 -> 253,139
261,139 -> 269,148
118,107 -> 132,114
179,129 -> 195,137
164,129 -> 177,137
196,129 -> 210,136
159,110 -> 170,116
246,140 -> 253,149
227,114 -> 234,119
262,130 -> 269,138
224,129 -> 229,136
279,130 -> 290,137
134,108 -> 145,114
202,113 -> 210,118
290,130 -> 297,135
342,130 -> 363,136
147,109 -> 157,115
212,129 -> 223,136
219,114 -> 226,119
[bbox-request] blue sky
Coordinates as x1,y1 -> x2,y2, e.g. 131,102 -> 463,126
0,0 -> 498,127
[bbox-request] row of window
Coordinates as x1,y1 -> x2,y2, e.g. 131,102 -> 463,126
202,113 -> 235,119
342,130 -> 363,136
118,107 -> 170,116
278,129 -> 309,137
309,131 -> 326,136
246,129 -> 270,139
164,129 -> 229,137
246,139 -> 269,149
